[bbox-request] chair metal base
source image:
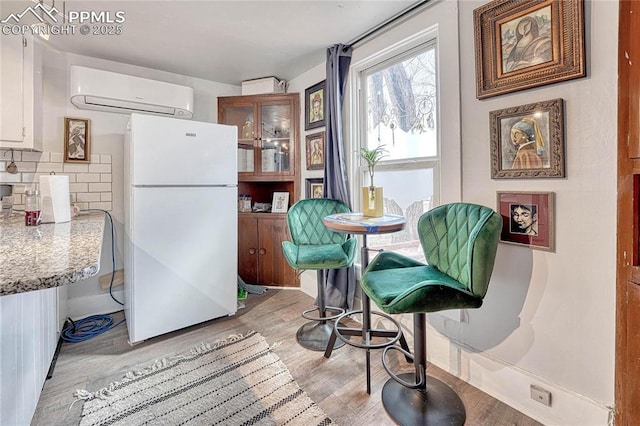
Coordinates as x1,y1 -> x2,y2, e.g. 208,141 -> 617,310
381,373 -> 466,426
331,309 -> 404,350
324,305 -> 411,394
296,321 -> 347,352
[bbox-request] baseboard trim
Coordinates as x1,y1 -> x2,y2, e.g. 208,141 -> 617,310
425,329 -> 613,426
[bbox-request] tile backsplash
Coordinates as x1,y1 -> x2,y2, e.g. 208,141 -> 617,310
0,150 -> 112,211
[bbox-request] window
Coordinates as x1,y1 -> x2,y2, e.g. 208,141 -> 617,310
357,41 -> 439,262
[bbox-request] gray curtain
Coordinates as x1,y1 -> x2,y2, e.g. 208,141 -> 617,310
323,44 -> 356,310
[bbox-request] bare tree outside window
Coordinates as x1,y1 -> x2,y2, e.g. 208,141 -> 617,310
362,43 -> 438,262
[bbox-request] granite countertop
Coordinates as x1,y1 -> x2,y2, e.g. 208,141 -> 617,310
0,212 -> 106,296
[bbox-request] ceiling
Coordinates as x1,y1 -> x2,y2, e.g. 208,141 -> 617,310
3,1 -> 418,85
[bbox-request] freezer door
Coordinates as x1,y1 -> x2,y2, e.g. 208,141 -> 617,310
126,186 -> 237,343
129,113 -> 237,186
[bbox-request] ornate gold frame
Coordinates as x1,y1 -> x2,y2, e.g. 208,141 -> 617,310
490,98 -> 565,179
474,0 -> 585,99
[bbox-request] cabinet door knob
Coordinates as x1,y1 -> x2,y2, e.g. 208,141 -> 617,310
259,248 -> 266,255
249,248 -> 256,255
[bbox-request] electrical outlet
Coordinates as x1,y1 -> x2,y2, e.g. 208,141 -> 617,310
530,384 -> 552,407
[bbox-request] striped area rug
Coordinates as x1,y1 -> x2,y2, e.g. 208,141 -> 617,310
75,331 -> 334,426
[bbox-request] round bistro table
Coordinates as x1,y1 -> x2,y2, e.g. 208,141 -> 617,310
321,212 -> 411,394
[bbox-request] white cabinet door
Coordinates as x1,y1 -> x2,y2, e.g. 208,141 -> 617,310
0,288 -> 58,425
0,26 -> 42,151
0,34 -> 25,144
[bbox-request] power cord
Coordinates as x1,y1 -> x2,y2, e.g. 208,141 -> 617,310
61,315 -> 124,343
61,209 -> 124,342
89,208 -> 123,306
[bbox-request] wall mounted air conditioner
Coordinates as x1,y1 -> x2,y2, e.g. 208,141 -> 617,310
69,66 -> 194,119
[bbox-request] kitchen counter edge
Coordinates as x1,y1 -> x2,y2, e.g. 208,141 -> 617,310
1,212 -> 106,296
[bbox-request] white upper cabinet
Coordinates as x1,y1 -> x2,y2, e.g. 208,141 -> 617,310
0,29 -> 42,151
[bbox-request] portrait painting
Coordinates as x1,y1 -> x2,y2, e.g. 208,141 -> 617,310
305,80 -> 326,130
306,178 -> 324,199
497,191 -> 554,251
474,0 -> 585,99
500,5 -> 552,74
490,98 -> 565,179
305,131 -> 325,170
64,117 -> 91,163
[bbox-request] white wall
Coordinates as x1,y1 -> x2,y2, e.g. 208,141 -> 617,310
459,0 -> 616,422
286,64 -> 327,295
331,0 -> 616,424
39,49 -> 241,318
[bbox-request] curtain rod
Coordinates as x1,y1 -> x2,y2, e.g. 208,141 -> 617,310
347,0 -> 433,48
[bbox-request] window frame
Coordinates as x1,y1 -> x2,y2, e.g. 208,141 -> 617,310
351,28 -> 443,214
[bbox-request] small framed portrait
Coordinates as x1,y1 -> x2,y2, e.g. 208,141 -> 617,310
490,98 -> 564,179
473,0 -> 585,99
305,80 -> 325,130
306,178 -> 324,199
497,191 -> 554,251
305,131 -> 325,170
64,117 -> 91,163
271,191 -> 290,213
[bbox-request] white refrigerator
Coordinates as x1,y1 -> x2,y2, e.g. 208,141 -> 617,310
124,113 -> 237,344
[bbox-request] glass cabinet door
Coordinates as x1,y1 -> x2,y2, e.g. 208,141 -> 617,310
223,105 -> 255,173
260,103 -> 291,174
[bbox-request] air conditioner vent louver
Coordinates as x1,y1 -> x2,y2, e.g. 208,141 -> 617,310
69,66 -> 193,119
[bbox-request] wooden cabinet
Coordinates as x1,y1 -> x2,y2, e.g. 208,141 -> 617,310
0,30 -> 42,151
238,215 -> 296,287
219,93 -> 300,287
617,2 -> 640,424
219,93 -> 297,180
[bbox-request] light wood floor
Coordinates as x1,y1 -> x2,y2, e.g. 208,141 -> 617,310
33,289 -> 541,425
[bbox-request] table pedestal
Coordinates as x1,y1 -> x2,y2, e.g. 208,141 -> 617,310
324,234 -> 411,394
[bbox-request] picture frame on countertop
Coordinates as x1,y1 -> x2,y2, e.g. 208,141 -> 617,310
64,117 -> 91,163
497,191 -> 554,251
305,178 -> 324,199
490,98 -> 564,179
305,80 -> 325,130
473,0 -> 585,99
271,191 -> 290,213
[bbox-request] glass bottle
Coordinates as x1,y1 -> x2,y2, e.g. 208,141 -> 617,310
25,188 -> 41,226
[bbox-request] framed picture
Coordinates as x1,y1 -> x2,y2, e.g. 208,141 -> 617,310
497,191 -> 554,251
305,131 -> 325,170
473,0 -> 585,99
63,117 -> 91,163
490,98 -> 564,179
271,191 -> 290,213
306,178 -> 324,199
305,80 -> 325,130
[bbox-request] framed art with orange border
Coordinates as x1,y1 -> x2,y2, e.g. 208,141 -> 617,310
497,191 -> 554,251
473,0 -> 585,99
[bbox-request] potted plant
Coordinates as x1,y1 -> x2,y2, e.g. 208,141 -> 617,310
360,145 -> 387,217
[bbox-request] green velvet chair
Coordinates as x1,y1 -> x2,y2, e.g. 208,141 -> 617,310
282,198 -> 357,351
361,202 -> 502,425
